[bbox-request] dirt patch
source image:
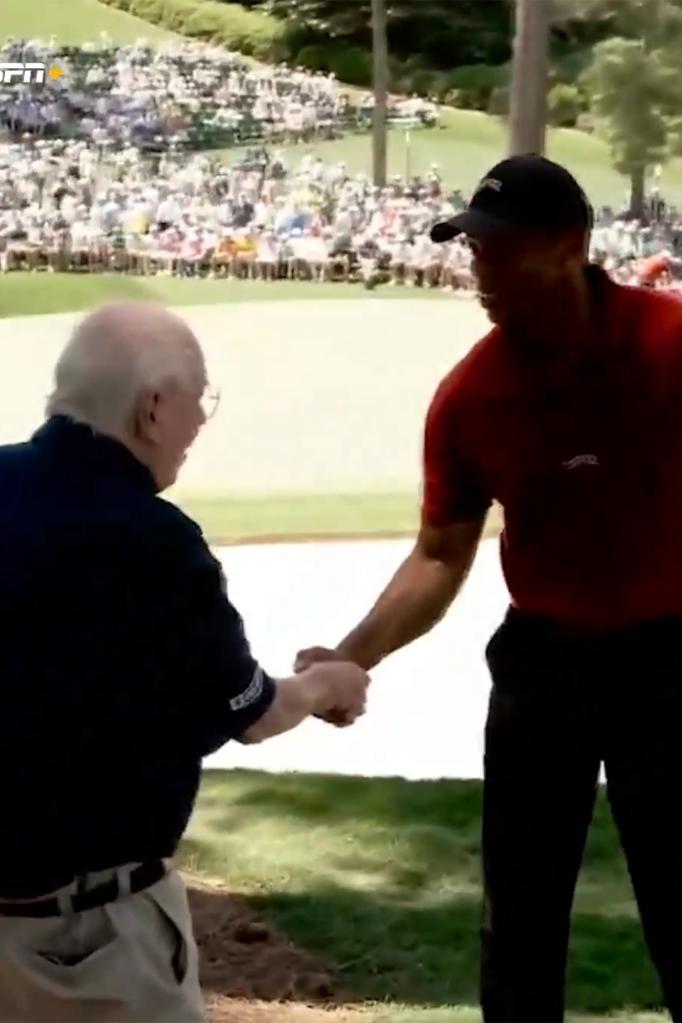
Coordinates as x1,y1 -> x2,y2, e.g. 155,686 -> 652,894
204,997 -> 365,1023
185,873 -> 362,1022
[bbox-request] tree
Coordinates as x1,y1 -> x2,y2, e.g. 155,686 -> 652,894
508,0 -> 551,155
265,0 -> 372,39
371,0 -> 388,187
585,41 -> 670,215
262,0 -> 514,69
581,1 -> 682,216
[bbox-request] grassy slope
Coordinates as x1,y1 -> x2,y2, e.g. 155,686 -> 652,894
0,0 -> 172,45
223,107 -> 682,208
182,771 -> 664,1020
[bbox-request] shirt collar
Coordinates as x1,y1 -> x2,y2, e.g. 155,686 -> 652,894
31,415 -> 157,494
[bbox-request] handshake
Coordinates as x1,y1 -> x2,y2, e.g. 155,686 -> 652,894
293,645 -> 369,728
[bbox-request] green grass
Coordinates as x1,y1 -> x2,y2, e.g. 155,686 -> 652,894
173,492 -> 420,544
0,0 -> 173,45
182,770 -> 665,1020
224,107 -> 682,208
167,495 -> 503,545
0,273 -> 450,319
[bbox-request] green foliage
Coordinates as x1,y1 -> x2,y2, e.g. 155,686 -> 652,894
584,35 -> 681,181
294,42 -> 328,71
265,0 -> 372,41
559,0 -> 682,207
98,0 -> 285,57
576,110 -> 597,133
443,63 -> 510,111
264,0 -> 514,68
182,4 -> 234,39
550,48 -> 596,86
329,45 -> 372,86
260,0 -> 636,78
387,1 -> 513,69
292,40 -> 373,85
559,0 -> 682,49
131,0 -> 194,30
548,83 -> 584,127
396,68 -> 440,98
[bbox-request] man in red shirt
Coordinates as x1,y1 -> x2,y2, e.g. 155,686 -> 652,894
296,155 -> 682,1021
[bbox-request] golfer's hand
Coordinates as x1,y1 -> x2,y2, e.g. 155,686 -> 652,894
294,645 -> 342,672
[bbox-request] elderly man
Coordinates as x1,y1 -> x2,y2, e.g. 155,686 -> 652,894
0,301 -> 368,1023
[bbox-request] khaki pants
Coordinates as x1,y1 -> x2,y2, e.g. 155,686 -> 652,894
0,867 -> 205,1022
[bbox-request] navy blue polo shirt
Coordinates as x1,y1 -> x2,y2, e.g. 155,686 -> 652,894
0,415 -> 275,895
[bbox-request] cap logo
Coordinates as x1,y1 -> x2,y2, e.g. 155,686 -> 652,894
475,177 -> 502,196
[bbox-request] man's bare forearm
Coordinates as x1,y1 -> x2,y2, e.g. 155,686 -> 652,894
336,552 -> 461,669
336,520 -> 484,669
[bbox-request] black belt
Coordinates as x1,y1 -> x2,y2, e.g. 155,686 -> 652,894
0,860 -> 165,918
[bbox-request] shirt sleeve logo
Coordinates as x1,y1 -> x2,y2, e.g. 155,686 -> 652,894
562,453 -> 600,470
230,666 -> 265,711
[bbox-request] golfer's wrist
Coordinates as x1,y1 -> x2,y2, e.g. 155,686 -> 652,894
336,634 -> 384,671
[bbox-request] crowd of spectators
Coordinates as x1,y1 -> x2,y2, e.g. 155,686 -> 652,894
0,36 -> 680,294
590,208 -> 682,292
0,136 -> 478,291
0,35 -> 436,152
2,131 -> 682,293
0,35 -> 346,149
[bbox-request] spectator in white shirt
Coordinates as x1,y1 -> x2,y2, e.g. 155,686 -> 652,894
256,230 -> 278,281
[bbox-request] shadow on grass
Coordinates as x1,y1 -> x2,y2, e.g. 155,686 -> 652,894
181,771 -> 663,1015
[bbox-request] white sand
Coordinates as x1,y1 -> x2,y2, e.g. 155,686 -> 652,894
0,298 -> 488,494
205,536 -> 507,781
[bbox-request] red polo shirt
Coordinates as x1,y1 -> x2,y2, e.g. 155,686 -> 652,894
422,268 -> 682,629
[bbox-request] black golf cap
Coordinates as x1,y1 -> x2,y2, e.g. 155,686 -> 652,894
431,154 -> 593,243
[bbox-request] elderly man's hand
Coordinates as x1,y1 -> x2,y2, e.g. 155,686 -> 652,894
301,660 -> 370,728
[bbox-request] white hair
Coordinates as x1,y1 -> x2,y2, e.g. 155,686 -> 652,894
47,302 -> 201,434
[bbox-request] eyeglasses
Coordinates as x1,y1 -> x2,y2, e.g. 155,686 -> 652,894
200,386 -> 221,421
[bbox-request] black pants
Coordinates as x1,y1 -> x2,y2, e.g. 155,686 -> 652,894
481,608 -> 682,1022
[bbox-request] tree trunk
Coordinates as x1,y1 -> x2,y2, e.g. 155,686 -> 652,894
629,166 -> 646,219
508,0 -> 550,156
371,0 -> 388,187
